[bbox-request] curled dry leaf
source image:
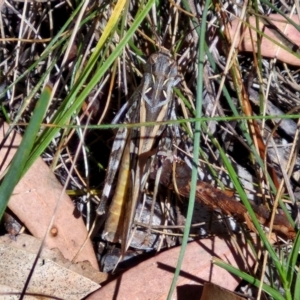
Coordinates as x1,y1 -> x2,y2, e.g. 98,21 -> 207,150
159,160 -> 296,240
0,122 -> 99,270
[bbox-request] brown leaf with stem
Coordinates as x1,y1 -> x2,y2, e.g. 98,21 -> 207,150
159,160 -> 296,240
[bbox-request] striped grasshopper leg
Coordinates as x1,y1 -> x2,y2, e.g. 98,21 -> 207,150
103,136 -> 131,242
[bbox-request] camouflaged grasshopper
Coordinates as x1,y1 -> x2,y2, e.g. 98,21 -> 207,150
96,51 -> 181,245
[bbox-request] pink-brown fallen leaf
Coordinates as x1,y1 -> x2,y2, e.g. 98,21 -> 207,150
229,14 -> 300,66
0,122 -> 98,270
0,234 -> 103,298
88,236 -> 256,300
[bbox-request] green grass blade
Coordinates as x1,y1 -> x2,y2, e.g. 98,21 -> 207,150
0,2 -> 84,100
213,258 -> 286,300
0,84 -> 52,221
166,0 -> 209,298
293,255 -> 300,300
215,137 -> 287,282
286,230 -> 300,289
257,0 -> 300,32
24,113 -> 300,131
23,0 -> 155,175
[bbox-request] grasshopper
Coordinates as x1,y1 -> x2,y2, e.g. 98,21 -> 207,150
96,51 -> 181,245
